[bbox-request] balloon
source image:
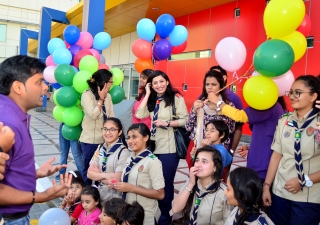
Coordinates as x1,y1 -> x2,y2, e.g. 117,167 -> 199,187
79,55 -> 99,74
253,39 -> 294,77
168,25 -> 188,46
297,14 -> 311,37
52,48 -> 72,65
51,83 -> 62,89
263,0 -> 305,38
73,71 -> 92,93
62,124 -> 82,141
89,49 -> 101,62
76,31 -> 93,49
156,14 -> 175,39
171,41 -> 187,54
153,39 -> 172,60
45,55 -> 56,67
62,106 -> 83,126
98,64 -> 110,70
134,58 -> 154,73
93,32 -> 112,50
132,39 -> 152,59
99,55 -> 106,64
64,40 -> 70,49
243,76 -> 278,110
53,89 -> 61,106
277,31 -> 307,62
68,45 -> 82,64
110,68 -> 124,86
47,38 -> 66,55
43,66 -> 57,83
72,66 -> 79,73
109,86 -> 125,104
56,86 -> 78,108
54,64 -> 76,86
136,18 -> 156,42
39,208 -> 70,225
53,106 -> 65,122
73,49 -> 93,68
63,25 -> 80,45
215,37 -> 246,72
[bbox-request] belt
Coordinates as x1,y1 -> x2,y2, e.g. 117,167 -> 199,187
2,211 -> 29,220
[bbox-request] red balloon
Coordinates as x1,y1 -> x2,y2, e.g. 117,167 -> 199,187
98,63 -> 110,70
132,39 -> 152,59
171,41 -> 187,54
296,14 -> 311,37
73,49 -> 92,68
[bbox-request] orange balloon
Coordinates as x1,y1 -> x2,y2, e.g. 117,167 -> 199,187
134,58 -> 154,73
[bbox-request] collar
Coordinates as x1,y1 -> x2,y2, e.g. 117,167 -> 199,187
131,148 -> 150,158
292,108 -> 314,123
0,94 -> 29,122
104,139 -> 119,151
197,178 -> 216,191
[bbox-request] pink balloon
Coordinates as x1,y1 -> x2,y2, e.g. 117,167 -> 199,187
43,66 -> 57,83
89,49 -> 100,62
45,55 -> 56,67
76,32 -> 93,49
215,37 -> 246,72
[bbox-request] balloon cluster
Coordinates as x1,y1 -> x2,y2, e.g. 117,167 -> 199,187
45,25 -> 125,140
132,14 -> 188,73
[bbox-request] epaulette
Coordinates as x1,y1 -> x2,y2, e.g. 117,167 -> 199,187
175,93 -> 182,98
148,153 -> 157,159
280,112 -> 291,119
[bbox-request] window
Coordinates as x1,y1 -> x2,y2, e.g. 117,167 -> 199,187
307,36 -> 314,48
169,50 -> 212,61
0,25 -> 7,42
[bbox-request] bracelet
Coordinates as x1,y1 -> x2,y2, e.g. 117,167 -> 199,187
185,187 -> 193,193
31,190 -> 35,205
263,182 -> 271,187
97,102 -> 102,106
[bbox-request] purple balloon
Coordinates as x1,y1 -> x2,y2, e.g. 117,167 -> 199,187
68,45 -> 82,65
153,39 -> 172,60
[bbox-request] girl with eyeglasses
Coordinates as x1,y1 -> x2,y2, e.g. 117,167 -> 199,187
87,117 -> 130,203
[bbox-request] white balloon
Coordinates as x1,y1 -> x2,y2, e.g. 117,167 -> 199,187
39,208 -> 70,225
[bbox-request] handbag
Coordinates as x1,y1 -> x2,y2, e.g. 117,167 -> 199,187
172,97 -> 190,159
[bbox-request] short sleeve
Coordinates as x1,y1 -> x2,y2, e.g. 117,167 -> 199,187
115,148 -> 131,173
148,158 -> 165,190
71,203 -> 84,219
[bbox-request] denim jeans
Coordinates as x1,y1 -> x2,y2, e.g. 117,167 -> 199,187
4,215 -> 30,225
59,123 -> 87,183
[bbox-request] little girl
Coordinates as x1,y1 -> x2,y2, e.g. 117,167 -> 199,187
78,186 -> 101,225
59,170 -> 86,224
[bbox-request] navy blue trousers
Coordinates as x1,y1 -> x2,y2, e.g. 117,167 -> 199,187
80,142 -> 99,186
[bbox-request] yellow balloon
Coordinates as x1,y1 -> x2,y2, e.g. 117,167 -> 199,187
278,31 -> 307,62
264,0 -> 305,38
243,76 -> 278,110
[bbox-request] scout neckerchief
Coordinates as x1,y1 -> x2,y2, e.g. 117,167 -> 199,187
102,104 -> 108,121
122,149 -> 152,200
291,108 -> 318,189
233,208 -> 269,225
151,96 -> 164,137
189,181 -> 217,225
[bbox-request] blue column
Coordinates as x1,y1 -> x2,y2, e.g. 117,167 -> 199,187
82,0 -> 106,37
19,29 -> 38,55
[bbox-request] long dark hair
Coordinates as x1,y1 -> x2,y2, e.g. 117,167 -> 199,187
87,69 -> 112,100
229,167 -> 262,225
127,123 -> 156,152
136,69 -> 154,101
277,96 -> 287,111
179,146 -> 223,224
146,70 -> 181,112
103,117 -> 128,148
295,75 -> 320,107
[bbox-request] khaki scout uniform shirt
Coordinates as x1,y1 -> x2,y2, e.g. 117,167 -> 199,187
271,109 -> 320,203
224,207 -> 274,225
135,95 -> 188,154
90,142 -> 130,203
122,150 -> 165,225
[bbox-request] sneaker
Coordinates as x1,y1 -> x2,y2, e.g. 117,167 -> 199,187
55,175 -> 60,182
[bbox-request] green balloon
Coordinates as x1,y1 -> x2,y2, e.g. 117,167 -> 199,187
73,71 -> 92,93
79,55 -> 98,74
109,86 -> 125,104
253,39 -> 294,77
53,89 -> 61,106
110,68 -> 124,86
56,86 -> 78,108
54,64 -> 76,86
53,105 -> 65,122
62,124 -> 82,141
62,106 -> 83,126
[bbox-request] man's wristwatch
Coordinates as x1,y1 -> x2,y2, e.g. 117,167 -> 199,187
166,121 -> 171,127
216,100 -> 224,111
304,175 -> 313,187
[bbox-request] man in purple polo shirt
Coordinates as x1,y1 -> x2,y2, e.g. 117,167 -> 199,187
0,55 -> 71,225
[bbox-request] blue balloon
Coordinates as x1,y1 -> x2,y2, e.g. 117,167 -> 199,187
156,14 -> 175,39
137,18 -> 156,42
51,83 -> 62,89
63,25 -> 80,45
93,32 -> 112,50
52,48 -> 72,65
169,25 -> 188,46
47,38 -> 66,55
39,208 -> 70,225
72,66 -> 79,73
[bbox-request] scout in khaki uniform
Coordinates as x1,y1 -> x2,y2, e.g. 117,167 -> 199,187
87,118 -> 130,203
171,147 -> 232,225
263,75 -> 320,225
111,123 -> 165,225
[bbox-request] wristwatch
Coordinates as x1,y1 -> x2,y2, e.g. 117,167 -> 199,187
166,121 -> 171,127
216,100 -> 224,111
304,175 -> 313,187
64,206 -> 70,211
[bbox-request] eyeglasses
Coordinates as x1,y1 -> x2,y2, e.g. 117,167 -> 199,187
285,90 -> 312,98
101,127 -> 119,133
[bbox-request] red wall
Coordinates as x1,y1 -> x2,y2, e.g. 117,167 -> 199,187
155,0 -> 320,135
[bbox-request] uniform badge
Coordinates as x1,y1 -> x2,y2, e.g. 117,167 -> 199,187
284,131 -> 291,138
306,126 -> 314,136
138,165 -> 144,172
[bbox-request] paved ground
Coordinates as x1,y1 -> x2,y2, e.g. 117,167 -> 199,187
27,101 -> 247,223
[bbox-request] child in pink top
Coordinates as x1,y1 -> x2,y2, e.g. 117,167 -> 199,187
78,186 -> 101,225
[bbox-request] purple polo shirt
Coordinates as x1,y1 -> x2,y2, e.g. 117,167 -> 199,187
244,102 -> 285,179
0,95 -> 36,214
226,89 -> 243,110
